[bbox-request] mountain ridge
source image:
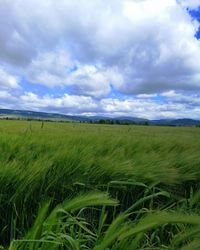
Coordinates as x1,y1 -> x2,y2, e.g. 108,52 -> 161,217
0,108 -> 199,126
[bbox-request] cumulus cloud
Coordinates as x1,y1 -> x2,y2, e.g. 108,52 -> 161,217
0,90 -> 199,119
0,0 -> 199,94
161,90 -> 200,105
26,50 -> 126,97
0,68 -> 20,89
0,0 -> 200,117
19,92 -> 98,113
0,90 -> 18,109
180,0 -> 200,9
0,90 -> 13,99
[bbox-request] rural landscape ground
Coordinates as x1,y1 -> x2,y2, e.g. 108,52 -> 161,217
0,120 -> 200,249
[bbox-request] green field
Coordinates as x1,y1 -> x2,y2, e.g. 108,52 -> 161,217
1,120 -> 200,249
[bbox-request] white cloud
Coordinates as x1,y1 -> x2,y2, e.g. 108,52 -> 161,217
180,0 -> 200,9
161,90 -> 200,105
123,0 -> 176,21
136,93 -> 158,98
0,90 -> 198,119
0,90 -> 13,99
0,0 -> 200,118
19,92 -> 98,112
27,50 -> 120,97
0,0 -> 200,95
0,68 -> 20,89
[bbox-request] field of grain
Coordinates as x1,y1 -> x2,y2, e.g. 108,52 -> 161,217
1,120 -> 200,249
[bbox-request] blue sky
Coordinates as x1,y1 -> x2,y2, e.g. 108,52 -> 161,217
0,0 -> 200,119
189,6 -> 200,37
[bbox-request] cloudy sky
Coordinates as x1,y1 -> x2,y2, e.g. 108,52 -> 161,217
0,0 -> 200,119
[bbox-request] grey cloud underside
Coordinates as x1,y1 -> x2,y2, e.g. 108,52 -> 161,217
0,0 -> 200,118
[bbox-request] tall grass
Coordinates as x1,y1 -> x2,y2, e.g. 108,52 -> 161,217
0,120 -> 200,249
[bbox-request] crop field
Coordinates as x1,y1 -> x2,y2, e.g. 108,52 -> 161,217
0,120 -> 200,249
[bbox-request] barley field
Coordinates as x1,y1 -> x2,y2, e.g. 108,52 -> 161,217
1,120 -> 200,249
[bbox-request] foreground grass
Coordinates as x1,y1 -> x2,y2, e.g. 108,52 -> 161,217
0,120 -> 200,249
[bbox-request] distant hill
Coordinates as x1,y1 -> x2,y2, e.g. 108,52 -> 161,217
0,109 -> 80,122
150,118 -> 200,126
0,109 -> 200,126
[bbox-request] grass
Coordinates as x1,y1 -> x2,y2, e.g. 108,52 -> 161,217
0,120 -> 200,249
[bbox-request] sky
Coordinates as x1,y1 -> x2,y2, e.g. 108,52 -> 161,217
0,0 -> 200,119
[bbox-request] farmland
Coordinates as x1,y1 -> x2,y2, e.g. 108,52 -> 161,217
1,120 -> 200,249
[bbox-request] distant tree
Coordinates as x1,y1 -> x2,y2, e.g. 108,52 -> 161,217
115,120 -> 121,125
105,119 -> 112,124
99,119 -> 106,124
